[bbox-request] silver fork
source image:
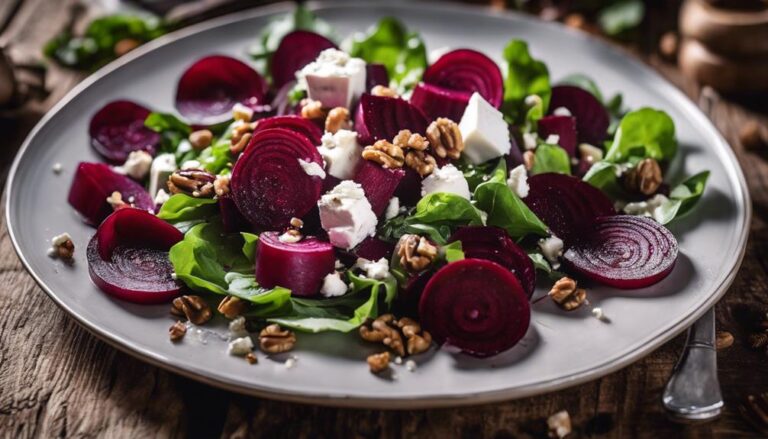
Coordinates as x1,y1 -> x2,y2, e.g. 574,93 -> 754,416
662,307 -> 724,421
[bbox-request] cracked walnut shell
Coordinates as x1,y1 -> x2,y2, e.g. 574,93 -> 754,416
170,295 -> 213,325
426,118 -> 464,160
258,324 -> 296,354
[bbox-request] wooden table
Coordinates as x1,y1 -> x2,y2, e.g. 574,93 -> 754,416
1,1 -> 767,437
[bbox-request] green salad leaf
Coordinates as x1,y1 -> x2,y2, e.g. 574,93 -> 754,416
604,108 -> 677,162
558,73 -> 604,102
582,160 -> 625,199
531,143 -> 571,175
241,232 -> 259,262
598,0 -> 645,37
501,39 -> 551,125
455,157 -> 503,192
406,192 -> 485,233
144,112 -> 191,154
157,194 -> 219,229
650,171 -> 710,224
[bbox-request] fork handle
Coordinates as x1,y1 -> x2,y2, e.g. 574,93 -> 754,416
662,307 -> 724,421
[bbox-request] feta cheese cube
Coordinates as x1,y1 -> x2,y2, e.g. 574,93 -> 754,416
459,93 -> 512,164
507,164 -> 529,198
522,132 -> 538,150
227,336 -> 253,356
149,153 -> 177,199
538,235 -> 564,269
118,150 -> 152,180
298,49 -> 366,110
421,164 -> 471,199
318,181 -> 378,249
320,271 -> 348,297
544,134 -> 560,145
355,257 -> 390,280
317,130 -> 362,180
154,189 -> 170,205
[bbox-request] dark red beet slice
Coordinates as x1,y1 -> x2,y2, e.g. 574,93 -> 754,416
272,80 -> 302,116
255,231 -> 336,297
563,215 -> 678,289
219,195 -> 251,233
394,270 -> 433,319
366,64 -> 389,91
538,115 -> 578,156
355,93 -> 428,145
394,167 -> 423,207
68,162 -> 155,226
410,82 -> 472,123
505,126 -> 525,169
423,49 -> 504,108
419,259 -> 531,358
87,208 -> 183,304
525,173 -> 615,244
352,159 -> 405,217
270,30 -> 337,89
176,55 -> 268,125
449,226 -> 535,298
89,100 -> 160,164
231,128 -> 324,230
549,85 -> 609,145
353,236 -> 395,261
252,115 -> 322,146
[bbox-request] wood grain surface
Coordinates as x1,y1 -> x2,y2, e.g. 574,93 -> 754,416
1,1 -> 767,438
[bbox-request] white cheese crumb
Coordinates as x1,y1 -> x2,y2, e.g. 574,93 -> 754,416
317,130 -> 361,180
544,134 -> 560,145
229,316 -> 249,339
285,356 -> 298,369
524,94 -> 542,108
149,153 -> 177,199
592,307 -> 609,322
177,139 -> 193,154
181,159 -> 202,170
538,235 -> 564,270
119,150 -> 153,180
355,257 -> 390,280
553,106 -> 572,117
420,164 -> 471,199
171,272 -> 178,280
232,103 -> 254,122
320,271 -> 348,297
51,232 -> 72,247
547,410 -> 572,439
394,356 -> 403,365
154,189 -> 170,205
405,360 -> 417,372
278,231 -> 302,243
334,259 -> 344,270
506,164 -> 529,198
298,158 -> 327,179
384,197 -> 400,220
52,163 -> 62,174
622,194 -> 670,222
318,180 -> 378,249
227,336 -> 254,356
523,132 -> 538,150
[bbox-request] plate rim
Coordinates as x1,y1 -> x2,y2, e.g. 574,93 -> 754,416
4,0 -> 752,409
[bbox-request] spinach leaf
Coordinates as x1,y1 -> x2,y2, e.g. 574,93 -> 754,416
455,157 -> 502,192
501,39 -> 551,124
604,108 -> 677,162
197,138 -> 234,175
144,112 -> 191,154
241,233 -> 259,262
582,160 -> 625,199
653,171 -> 710,224
406,192 -> 485,230
224,273 -> 292,316
157,194 -> 218,228
598,0 -> 645,36
531,143 -> 571,175
528,252 -> 565,279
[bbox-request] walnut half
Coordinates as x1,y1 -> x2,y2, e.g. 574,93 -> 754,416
167,169 -> 216,198
623,158 -> 662,195
170,295 -> 213,325
362,140 -> 405,169
258,324 -> 296,354
396,234 -> 438,273
548,277 -> 587,311
367,351 -> 390,374
426,118 -> 464,160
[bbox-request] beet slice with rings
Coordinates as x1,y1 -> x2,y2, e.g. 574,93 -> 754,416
89,100 -> 160,164
449,226 -> 536,299
423,49 -> 504,108
563,215 -> 678,289
87,208 -> 183,304
410,82 -> 472,123
355,93 -> 429,145
270,30 -> 337,89
419,258 -> 531,358
251,115 -> 323,146
366,64 -> 389,91
537,115 -> 578,156
255,231 -> 336,297
549,85 -> 609,145
230,128 -> 324,230
524,173 -> 615,244
175,55 -> 268,125
352,159 -> 406,217
68,162 -> 155,226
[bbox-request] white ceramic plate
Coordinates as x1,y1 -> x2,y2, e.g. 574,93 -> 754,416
6,1 -> 750,408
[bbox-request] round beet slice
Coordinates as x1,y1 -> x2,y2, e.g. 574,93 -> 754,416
230,128 -> 324,230
270,30 -> 337,89
87,208 -> 183,303
549,85 -> 609,145
355,93 -> 428,145
525,173 -> 615,244
537,115 -> 578,156
423,49 -> 504,109
175,55 -> 268,125
563,215 -> 678,289
252,115 -> 323,146
419,258 -> 530,358
68,162 -> 155,226
89,100 -> 160,164
410,82 -> 472,123
449,226 -> 535,298
255,231 -> 336,297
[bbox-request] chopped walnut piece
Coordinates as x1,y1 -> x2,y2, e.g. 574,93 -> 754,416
245,352 -> 258,364
393,129 -> 429,152
169,321 -> 187,342
360,314 -> 405,357
362,140 -> 405,169
230,132 -> 252,155
106,191 -> 127,210
189,129 -> 213,150
168,169 -> 216,198
547,410 -> 572,439
523,150 -> 535,170
217,295 -> 248,319
367,351 -> 390,374
716,331 -> 734,350
214,174 -> 230,197
396,317 -> 433,355
259,324 -> 296,354
300,99 -> 326,120
170,295 -> 213,325
426,118 -> 464,159
325,107 -> 350,134
49,233 -> 75,261
396,234 -> 438,273
624,158 -> 662,196
371,85 -> 398,98
404,150 -> 437,177
548,277 -> 587,311
290,217 -> 304,229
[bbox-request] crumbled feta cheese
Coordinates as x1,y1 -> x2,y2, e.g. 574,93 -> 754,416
229,316 -> 249,339
154,189 -> 170,205
181,159 -> 201,170
119,150 -> 153,180
622,194 -> 670,222
547,410 -> 572,439
355,257 -> 390,280
51,232 -> 72,247
177,139 -> 193,154
544,134 -> 560,145
298,158 -> 326,179
394,356 -> 403,365
320,271 -> 348,297
507,164 -> 529,198
149,153 -> 177,199
578,143 -> 603,164
405,359 -> 417,372
459,93 -> 512,164
553,106 -> 572,117
278,231 -> 302,243
428,46 -> 451,64
52,163 -> 62,174
539,235 -> 564,269
285,356 -> 298,369
317,130 -> 362,179
232,103 -> 254,122
227,336 -> 254,356
523,132 -> 538,150
298,48 -> 366,109
384,197 -> 400,220
318,181 -> 378,249
334,259 -> 345,270
421,164 -> 471,199
592,307 -> 608,322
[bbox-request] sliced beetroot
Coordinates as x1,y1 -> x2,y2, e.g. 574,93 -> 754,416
549,85 -> 609,145
252,115 -> 323,146
449,226 -> 535,298
231,128 -> 324,230
525,173 -> 615,244
423,49 -> 504,108
87,208 -> 183,304
270,30 -> 337,89
394,270 -> 433,319
410,82 -> 472,123
89,100 -> 160,164
394,167 -> 423,207
538,115 -> 578,156
219,195 -> 251,233
68,162 -> 154,226
355,93 -> 428,145
352,159 -> 406,217
176,55 -> 268,125
419,258 -> 531,358
505,126 -> 525,169
272,80 -> 302,116
353,236 -> 395,262
366,64 -> 389,91
563,215 -> 678,289
255,231 -> 336,297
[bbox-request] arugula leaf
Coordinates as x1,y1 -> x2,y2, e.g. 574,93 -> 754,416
598,0 -> 645,37
653,171 -> 710,224
144,112 -> 191,154
501,39 -> 551,124
157,194 -> 218,228
604,108 -> 677,162
531,143 -> 571,175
